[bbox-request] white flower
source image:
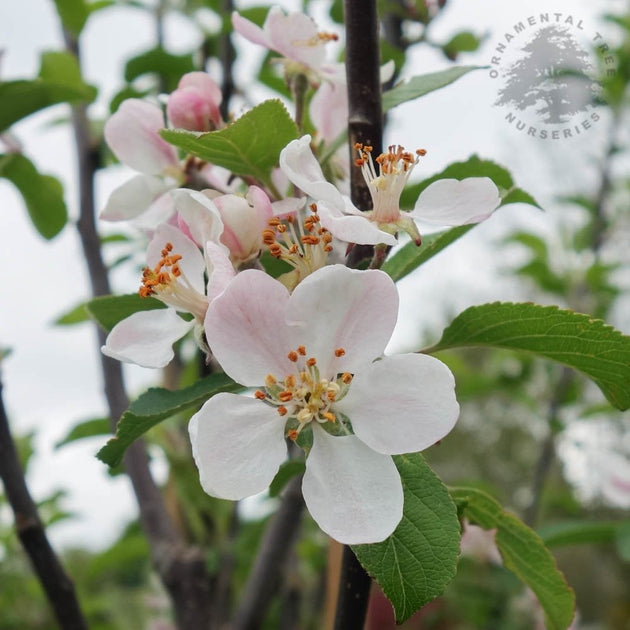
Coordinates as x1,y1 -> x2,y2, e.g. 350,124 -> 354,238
189,264 -> 459,544
280,135 -> 502,246
101,223 -> 234,368
232,7 -> 344,84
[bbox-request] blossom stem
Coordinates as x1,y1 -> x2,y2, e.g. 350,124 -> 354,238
291,72 -> 309,135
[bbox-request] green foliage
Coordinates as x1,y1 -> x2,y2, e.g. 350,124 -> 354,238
383,225 -> 473,282
52,0 -> 90,35
54,301 -> 91,326
352,454 -> 460,623
441,32 -> 482,60
86,294 -> 166,332
0,153 -> 68,239
400,155 -> 541,211
539,519 -> 630,555
382,66 -> 483,111
124,47 -> 196,92
0,51 -> 97,132
160,99 -> 298,190
427,302 -> 630,410
97,373 -> 242,467
451,487 -> 575,630
269,460 -> 306,497
55,418 -> 112,449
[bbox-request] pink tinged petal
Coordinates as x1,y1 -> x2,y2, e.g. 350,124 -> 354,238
146,223 -> 206,294
104,99 -> 178,175
317,202 -> 397,246
100,174 -> 173,222
214,192 -> 267,262
167,88 -> 218,132
206,241 -> 236,302
265,9 -> 326,68
337,353 -> 459,455
232,10 -> 273,49
189,393 -> 287,500
309,81 -> 348,143
204,270 -> 294,386
171,189 -> 224,248
132,191 -> 177,230
302,427 -> 403,544
413,177 -> 501,226
279,136 -> 345,212
285,265 -> 398,377
101,309 -> 193,368
178,72 -> 223,105
270,197 -> 306,218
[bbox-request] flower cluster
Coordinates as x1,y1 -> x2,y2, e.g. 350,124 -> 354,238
99,5 -> 503,544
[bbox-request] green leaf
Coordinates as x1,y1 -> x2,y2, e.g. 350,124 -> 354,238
55,417 -> 111,449
97,373 -> 242,467
52,0 -> 89,36
352,454 -> 460,623
0,153 -> 68,239
383,225 -> 473,282
426,302 -> 630,410
400,155 -> 541,211
53,301 -> 90,326
85,294 -> 166,332
0,51 -> 97,132
442,32 -> 482,60
451,487 -> 575,630
538,520 -> 627,548
125,47 -> 196,92
160,99 -> 298,188
382,66 -> 483,111
269,460 -> 306,497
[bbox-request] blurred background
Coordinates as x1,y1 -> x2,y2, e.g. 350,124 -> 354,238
0,0 -> 629,627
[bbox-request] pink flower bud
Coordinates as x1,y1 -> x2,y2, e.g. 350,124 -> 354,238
167,72 -> 223,131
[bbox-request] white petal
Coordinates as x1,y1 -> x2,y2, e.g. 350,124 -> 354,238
146,223 -> 206,295
318,201 -> 397,246
279,136 -> 345,211
189,393 -> 287,500
206,241 -> 235,302
413,177 -> 501,226
171,188 -> 225,248
101,309 -> 193,368
302,427 -> 403,544
104,99 -> 179,174
337,354 -> 459,455
100,174 -> 172,222
204,270 -> 294,386
286,265 -> 398,377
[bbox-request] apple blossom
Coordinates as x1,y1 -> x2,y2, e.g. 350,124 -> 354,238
172,186 -> 304,267
279,135 -> 502,247
167,72 -> 223,132
101,223 -> 234,368
101,99 -> 185,225
189,264 -> 459,544
232,7 -> 344,84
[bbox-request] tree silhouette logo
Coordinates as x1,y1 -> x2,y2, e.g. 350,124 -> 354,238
489,14 -> 614,139
495,25 -> 598,124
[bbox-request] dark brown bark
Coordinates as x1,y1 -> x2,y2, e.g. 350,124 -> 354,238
0,379 -> 88,630
62,30 -> 214,630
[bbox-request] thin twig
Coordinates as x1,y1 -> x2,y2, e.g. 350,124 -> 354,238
63,30 -> 214,629
0,375 -> 88,630
231,474 -> 305,630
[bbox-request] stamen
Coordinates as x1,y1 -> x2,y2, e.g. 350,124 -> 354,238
288,351 -> 299,362
277,406 -> 288,416
334,348 -> 346,357
342,372 -> 353,384
254,390 -> 267,400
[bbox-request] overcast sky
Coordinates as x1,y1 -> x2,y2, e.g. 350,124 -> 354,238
0,0 -> 627,550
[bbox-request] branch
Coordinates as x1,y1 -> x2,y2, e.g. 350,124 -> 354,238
0,376 -> 88,629
335,0 -> 382,623
62,30 -> 214,629
232,475 -> 305,629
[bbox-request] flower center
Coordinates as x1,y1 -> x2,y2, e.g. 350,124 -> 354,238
255,345 -> 353,441
354,143 -> 427,223
139,242 -> 208,321
262,204 -> 333,280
